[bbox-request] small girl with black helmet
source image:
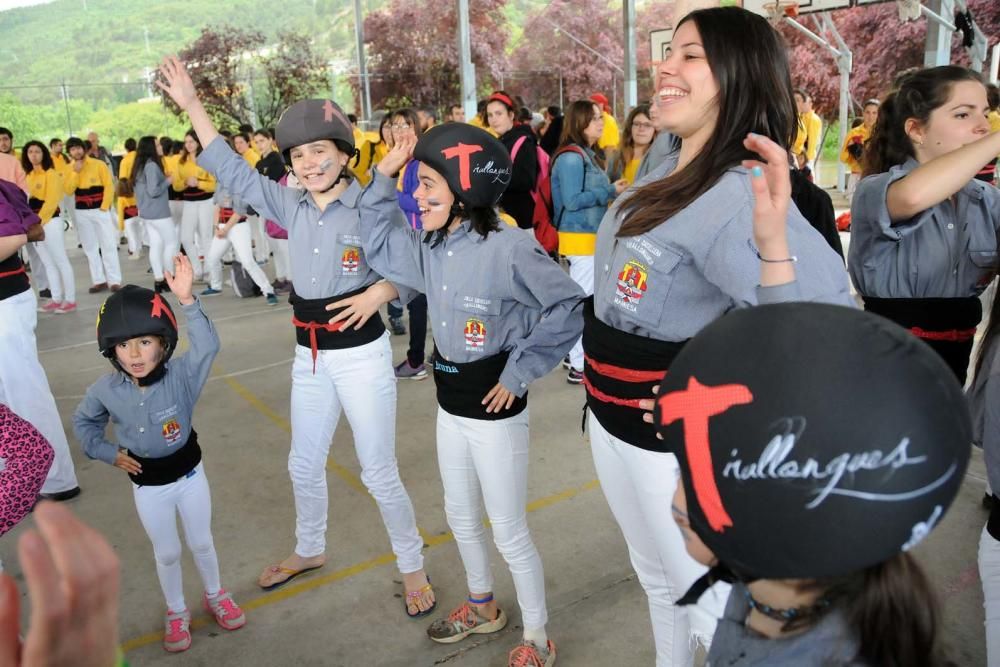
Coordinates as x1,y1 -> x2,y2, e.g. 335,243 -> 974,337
156,56 -> 437,616
72,254 -> 245,653
359,124 -> 585,667
653,302 -> 969,666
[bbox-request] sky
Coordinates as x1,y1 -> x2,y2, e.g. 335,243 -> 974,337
0,0 -> 55,10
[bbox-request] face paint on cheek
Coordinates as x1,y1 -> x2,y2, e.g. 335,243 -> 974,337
319,159 -> 335,172
426,199 -> 446,210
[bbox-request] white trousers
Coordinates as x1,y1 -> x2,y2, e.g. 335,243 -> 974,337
207,223 -> 273,294
145,217 -> 180,281
168,200 -> 184,227
981,526 -> 1000,666
60,195 -> 75,225
589,413 -> 729,667
24,243 -> 48,292
437,406 -> 548,631
248,214 -> 270,263
0,290 -> 79,494
132,463 -> 221,612
566,255 -> 595,371
179,200 -> 214,278
124,216 -> 145,255
31,217 -> 75,303
288,335 -> 423,573
74,208 -> 121,286
270,237 -> 291,282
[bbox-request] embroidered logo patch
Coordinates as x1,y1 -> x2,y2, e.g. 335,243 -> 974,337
162,418 -> 182,445
615,260 -> 648,308
342,247 -> 360,275
464,318 -> 487,351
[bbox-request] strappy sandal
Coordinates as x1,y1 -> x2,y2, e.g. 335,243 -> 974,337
405,577 -> 436,619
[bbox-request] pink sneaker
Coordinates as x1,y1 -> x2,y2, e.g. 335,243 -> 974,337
163,609 -> 192,652
203,589 -> 246,630
55,302 -> 77,314
39,300 -> 61,313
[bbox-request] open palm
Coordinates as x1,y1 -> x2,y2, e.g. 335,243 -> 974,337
156,56 -> 198,111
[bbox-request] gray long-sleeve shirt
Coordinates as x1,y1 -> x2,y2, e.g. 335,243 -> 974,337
197,137 -> 411,302
72,299 -> 220,465
632,131 -> 679,184
135,161 -> 172,221
594,155 -> 854,341
848,158 -> 1000,298
358,171 -> 585,397
967,337 -> 1000,495
213,186 -> 249,218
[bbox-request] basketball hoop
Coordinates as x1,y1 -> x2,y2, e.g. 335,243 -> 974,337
896,0 -> 922,22
762,0 -> 799,24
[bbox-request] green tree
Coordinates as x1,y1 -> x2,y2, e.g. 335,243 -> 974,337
86,101 -> 190,150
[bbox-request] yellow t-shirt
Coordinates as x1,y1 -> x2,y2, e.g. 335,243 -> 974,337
792,111 -> 823,162
26,168 -> 63,225
597,112 -> 620,150
839,124 -> 871,174
621,157 -> 641,187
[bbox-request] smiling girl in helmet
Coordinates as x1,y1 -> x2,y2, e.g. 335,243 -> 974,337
155,56 -> 437,616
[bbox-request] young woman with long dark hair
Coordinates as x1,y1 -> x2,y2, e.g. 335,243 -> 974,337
849,66 -> 1000,385
132,136 -> 180,293
607,104 -> 657,187
173,130 -> 216,281
584,8 -> 851,665
486,90 -> 538,230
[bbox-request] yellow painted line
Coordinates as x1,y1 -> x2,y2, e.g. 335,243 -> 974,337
122,477 -> 601,654
222,376 -> 370,497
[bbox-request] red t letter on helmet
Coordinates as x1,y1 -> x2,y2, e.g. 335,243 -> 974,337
441,143 -> 484,191
658,377 -> 753,533
150,294 -> 177,330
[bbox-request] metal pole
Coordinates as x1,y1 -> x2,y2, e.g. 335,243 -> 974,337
923,0 -> 954,67
558,70 -> 564,110
61,80 -> 73,137
458,0 -> 477,122
991,43 -> 1000,84
353,0 -> 372,120
612,73 -> 617,118
623,0 -> 637,111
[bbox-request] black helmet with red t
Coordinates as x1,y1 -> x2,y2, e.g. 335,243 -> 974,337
653,303 -> 970,601
275,99 -> 355,168
97,285 -> 179,384
413,123 -> 512,211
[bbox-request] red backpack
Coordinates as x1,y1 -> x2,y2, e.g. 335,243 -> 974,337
510,137 -> 585,254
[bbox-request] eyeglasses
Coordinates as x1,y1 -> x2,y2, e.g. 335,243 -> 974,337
390,123 -> 412,131
632,121 -> 654,130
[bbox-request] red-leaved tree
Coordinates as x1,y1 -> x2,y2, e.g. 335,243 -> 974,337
782,0 -> 1000,117
355,0 -> 510,111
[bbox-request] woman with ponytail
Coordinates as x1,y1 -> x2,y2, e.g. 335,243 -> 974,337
849,66 -> 1000,384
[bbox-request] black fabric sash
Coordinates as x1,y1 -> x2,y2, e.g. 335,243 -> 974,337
128,429 -> 202,487
432,348 -> 528,421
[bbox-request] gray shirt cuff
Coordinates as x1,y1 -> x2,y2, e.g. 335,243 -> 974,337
756,281 -> 801,304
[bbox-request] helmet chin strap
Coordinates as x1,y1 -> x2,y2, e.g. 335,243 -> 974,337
423,204 -> 466,249
317,150 -> 359,193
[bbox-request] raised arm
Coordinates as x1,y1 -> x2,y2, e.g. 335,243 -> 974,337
157,56 -> 220,152
886,130 -> 1000,221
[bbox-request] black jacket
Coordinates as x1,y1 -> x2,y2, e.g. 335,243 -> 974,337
789,169 -> 844,262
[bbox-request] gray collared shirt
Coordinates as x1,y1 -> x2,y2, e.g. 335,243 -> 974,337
594,155 -> 854,342
135,161 -> 172,221
358,172 -> 584,396
198,137 -> 408,301
73,299 -> 219,465
848,158 -> 1000,298
213,185 -> 249,217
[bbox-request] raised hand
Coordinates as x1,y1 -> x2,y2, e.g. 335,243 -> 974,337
156,56 -> 199,112
164,253 -> 195,304
376,134 -> 416,178
742,133 -> 796,287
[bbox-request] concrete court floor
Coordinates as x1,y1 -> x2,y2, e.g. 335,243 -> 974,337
1,231 -> 991,667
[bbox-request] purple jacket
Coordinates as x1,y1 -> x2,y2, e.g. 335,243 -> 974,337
0,178 -> 39,237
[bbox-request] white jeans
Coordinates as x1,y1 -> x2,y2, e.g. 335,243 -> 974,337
437,406 -> 548,631
31,217 -> 75,303
24,243 -> 48,292
589,413 -> 729,667
0,290 -> 79,494
288,335 -> 423,573
248,214 -> 270,263
179,199 -> 214,278
145,216 -> 180,281
124,215 -> 145,255
566,255 -> 595,371
168,200 -> 184,227
207,223 -> 273,294
270,237 -> 291,282
74,207 -> 122,286
132,463 -> 221,612
981,525 -> 1000,666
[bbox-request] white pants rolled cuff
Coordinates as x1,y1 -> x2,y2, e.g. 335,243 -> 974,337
32,216 -> 76,303
980,525 -> 1000,666
132,463 -> 221,612
270,237 -> 291,282
0,289 -> 79,494
436,406 -> 548,631
124,216 -> 145,255
207,223 -> 273,294
566,255 -> 595,372
288,334 -> 424,574
145,217 -> 180,281
179,199 -> 214,278
74,208 -> 122,285
589,412 -> 728,667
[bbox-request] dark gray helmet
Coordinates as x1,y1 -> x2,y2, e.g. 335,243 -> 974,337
275,99 -> 355,164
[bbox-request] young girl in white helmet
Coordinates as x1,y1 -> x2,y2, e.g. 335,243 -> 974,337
359,123 -> 585,667
157,56 -> 436,617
